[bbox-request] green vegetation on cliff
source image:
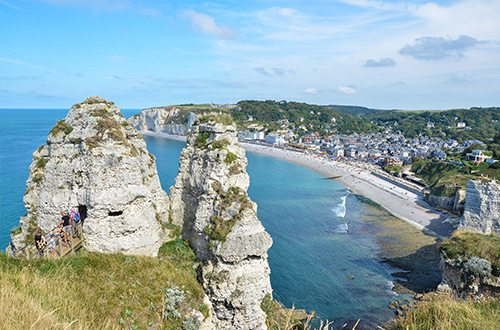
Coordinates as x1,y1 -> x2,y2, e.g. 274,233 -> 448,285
411,159 -> 500,197
440,231 -> 500,275
0,247 -> 205,330
392,292 -> 500,330
393,232 -> 500,329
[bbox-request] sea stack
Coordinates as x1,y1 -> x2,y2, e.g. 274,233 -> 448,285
169,115 -> 273,330
12,96 -> 170,256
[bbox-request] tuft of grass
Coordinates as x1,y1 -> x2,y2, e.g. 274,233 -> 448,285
209,216 -> 238,243
0,248 -> 205,330
36,158 -> 48,169
209,139 -> 230,149
195,132 -> 210,149
261,293 -> 319,330
392,292 -> 500,330
224,151 -> 238,164
50,119 -> 73,136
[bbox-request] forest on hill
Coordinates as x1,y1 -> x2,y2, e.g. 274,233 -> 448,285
230,101 -> 500,142
363,107 -> 500,142
232,100 -> 375,135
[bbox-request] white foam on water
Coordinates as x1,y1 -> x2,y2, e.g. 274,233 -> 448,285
332,194 -> 348,218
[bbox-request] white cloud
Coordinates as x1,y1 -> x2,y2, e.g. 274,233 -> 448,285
0,0 -> 21,10
102,75 -> 121,80
305,88 -> 318,94
0,57 -> 59,73
181,9 -> 236,39
413,0 -> 500,40
339,86 -> 357,94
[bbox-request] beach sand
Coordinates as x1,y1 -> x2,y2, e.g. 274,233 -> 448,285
141,131 -> 454,238
240,143 -> 454,238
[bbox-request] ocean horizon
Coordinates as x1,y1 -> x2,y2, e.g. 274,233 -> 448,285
0,108 -> 404,327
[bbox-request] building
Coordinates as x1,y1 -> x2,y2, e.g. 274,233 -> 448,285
457,122 -> 466,128
466,150 -> 491,164
384,156 -> 403,167
265,134 -> 286,145
238,131 -> 265,141
332,147 -> 344,158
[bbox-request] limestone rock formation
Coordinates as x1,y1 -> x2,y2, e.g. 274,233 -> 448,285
440,256 -> 500,296
128,107 -> 197,135
13,96 -> 169,256
459,180 -> 500,234
427,189 -> 466,215
169,117 -> 272,330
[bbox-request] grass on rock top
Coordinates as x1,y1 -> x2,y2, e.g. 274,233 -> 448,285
440,231 -> 500,274
0,246 -> 205,330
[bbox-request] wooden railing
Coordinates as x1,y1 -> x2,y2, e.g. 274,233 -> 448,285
7,224 -> 83,259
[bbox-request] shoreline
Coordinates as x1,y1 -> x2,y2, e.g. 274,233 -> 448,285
141,131 -> 454,238
241,142 -> 454,238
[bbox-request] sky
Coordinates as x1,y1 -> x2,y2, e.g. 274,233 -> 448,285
1,0 -> 499,110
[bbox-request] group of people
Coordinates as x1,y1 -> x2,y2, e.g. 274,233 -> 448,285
34,210 -> 81,258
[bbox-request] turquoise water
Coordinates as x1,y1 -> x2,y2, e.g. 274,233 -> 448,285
0,109 -> 400,328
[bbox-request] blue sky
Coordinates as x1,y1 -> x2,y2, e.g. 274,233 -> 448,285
1,0 -> 499,109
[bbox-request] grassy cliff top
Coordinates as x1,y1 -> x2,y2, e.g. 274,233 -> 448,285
440,231 -> 500,273
0,242 -> 205,330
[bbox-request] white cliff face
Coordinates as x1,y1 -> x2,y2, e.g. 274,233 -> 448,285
128,107 -> 197,135
14,96 -> 169,256
169,120 -> 273,330
459,180 -> 500,235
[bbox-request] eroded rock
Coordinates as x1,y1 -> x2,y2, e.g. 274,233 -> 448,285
169,119 -> 272,330
12,96 -> 170,256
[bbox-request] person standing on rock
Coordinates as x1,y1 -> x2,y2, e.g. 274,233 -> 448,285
61,212 -> 71,246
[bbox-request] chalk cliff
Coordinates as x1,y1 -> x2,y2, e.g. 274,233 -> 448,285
13,96 -> 170,256
128,107 -> 197,135
427,189 -> 466,215
169,118 -> 273,330
459,180 -> 500,234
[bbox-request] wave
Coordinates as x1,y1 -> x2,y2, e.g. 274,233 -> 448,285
334,222 -> 349,234
386,281 -> 398,297
332,194 -> 348,218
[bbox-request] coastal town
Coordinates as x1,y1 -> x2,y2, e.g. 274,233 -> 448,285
238,127 -> 497,188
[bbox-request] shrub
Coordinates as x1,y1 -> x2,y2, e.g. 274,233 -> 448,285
195,132 -> 210,149
463,257 -> 492,280
50,119 -> 73,136
209,216 -> 237,243
210,139 -> 230,149
224,152 -> 238,164
36,157 -> 48,169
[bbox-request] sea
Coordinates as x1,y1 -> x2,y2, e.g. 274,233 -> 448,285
0,108 -> 405,328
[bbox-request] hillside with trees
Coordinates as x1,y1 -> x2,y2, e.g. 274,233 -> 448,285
231,100 -> 376,136
363,107 -> 500,142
